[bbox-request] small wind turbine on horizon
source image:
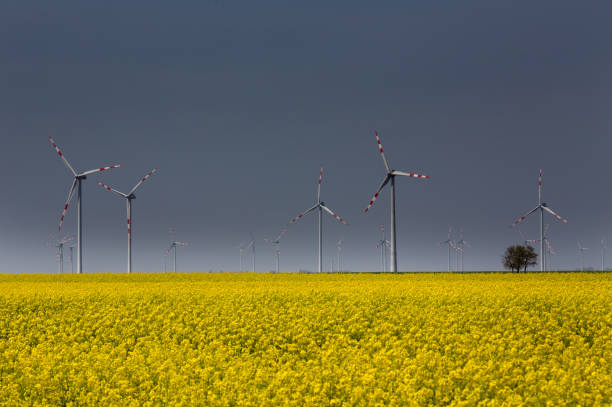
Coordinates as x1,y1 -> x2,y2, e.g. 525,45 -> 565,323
97,169 -> 157,273
364,131 -> 429,273
376,224 -> 390,272
48,234 -> 74,274
336,238 -> 344,273
235,243 -> 246,272
49,137 -> 122,274
245,232 -> 256,273
264,229 -> 286,273
438,227 -> 455,272
578,241 -> 590,272
455,229 -> 471,272
511,170 -> 568,272
601,237 -> 607,271
166,240 -> 188,273
285,165 -> 349,273
544,237 -> 556,271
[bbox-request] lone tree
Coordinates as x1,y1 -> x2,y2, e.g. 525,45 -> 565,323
503,245 -> 538,272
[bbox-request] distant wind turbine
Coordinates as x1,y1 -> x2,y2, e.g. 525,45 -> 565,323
264,229 -> 286,273
245,233 -> 256,273
544,237 -> 555,271
376,224 -> 390,272
48,234 -> 74,274
48,137 -> 122,274
97,169 -> 157,273
455,229 -> 471,272
235,243 -> 246,272
166,241 -> 188,273
438,227 -> 455,272
511,170 -> 568,272
601,237 -> 607,272
336,238 -> 344,273
285,165 -> 349,273
364,131 -> 429,272
578,241 -> 590,272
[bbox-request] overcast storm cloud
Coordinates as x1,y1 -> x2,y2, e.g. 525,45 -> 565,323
1,1 -> 611,273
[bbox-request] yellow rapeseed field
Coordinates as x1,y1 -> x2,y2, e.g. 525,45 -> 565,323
0,272 -> 610,406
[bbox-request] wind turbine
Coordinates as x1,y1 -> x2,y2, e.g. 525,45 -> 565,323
511,170 -> 568,272
48,234 -> 74,274
97,169 -> 157,273
286,165 -> 349,273
68,245 -> 75,274
336,238 -> 344,272
376,224 -> 390,272
601,237 -> 607,272
245,233 -> 256,273
264,229 -> 286,273
438,227 -> 455,272
166,241 -> 188,273
48,137 -> 122,274
235,243 -> 246,272
578,242 -> 589,272
455,229 -> 471,272
544,238 -> 555,271
365,131 -> 429,272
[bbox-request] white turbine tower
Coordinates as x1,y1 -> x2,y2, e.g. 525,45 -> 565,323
578,242 -> 589,272
376,224 -> 390,272
438,227 -> 454,272
97,169 -> 157,273
48,234 -> 74,274
601,237 -> 607,272
166,241 -> 188,273
286,165 -> 349,273
49,137 -> 122,274
511,170 -> 568,272
235,243 -> 246,272
245,233 -> 256,273
544,238 -> 556,271
68,245 -> 75,274
335,238 -> 344,272
264,229 -> 286,273
455,229 -> 471,272
365,131 -> 429,273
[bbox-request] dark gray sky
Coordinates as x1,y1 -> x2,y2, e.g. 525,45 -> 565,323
1,1 -> 611,273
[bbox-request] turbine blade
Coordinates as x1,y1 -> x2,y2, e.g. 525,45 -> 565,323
542,206 -> 568,223
129,168 -> 157,195
320,204 -> 349,225
511,206 -> 539,227
391,170 -> 429,179
364,174 -> 391,212
317,165 -> 323,202
375,131 -> 391,173
287,204 -> 318,225
276,228 -> 288,241
97,181 -> 127,198
545,240 -> 555,255
79,164 -> 123,177
58,179 -> 77,231
48,137 -> 77,176
517,227 -> 526,241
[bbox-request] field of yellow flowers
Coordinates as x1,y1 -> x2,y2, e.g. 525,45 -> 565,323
0,272 -> 610,406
